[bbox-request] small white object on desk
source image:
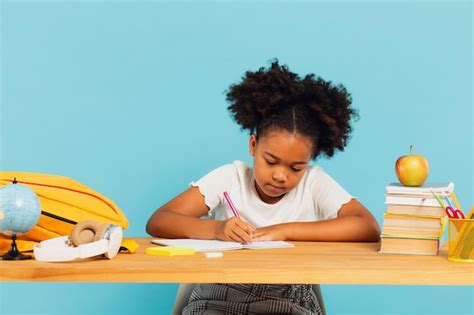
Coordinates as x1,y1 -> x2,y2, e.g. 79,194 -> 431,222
204,252 -> 223,258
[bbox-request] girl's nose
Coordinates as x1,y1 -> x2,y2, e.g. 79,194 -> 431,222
272,168 -> 287,182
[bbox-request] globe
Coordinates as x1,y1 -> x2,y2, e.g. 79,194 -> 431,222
0,179 -> 41,260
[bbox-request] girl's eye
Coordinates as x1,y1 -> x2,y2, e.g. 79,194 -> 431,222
291,168 -> 302,172
265,160 -> 276,165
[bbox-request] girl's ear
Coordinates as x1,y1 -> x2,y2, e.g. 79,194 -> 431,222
249,134 -> 257,157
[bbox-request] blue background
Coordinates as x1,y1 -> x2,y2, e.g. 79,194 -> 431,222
1,1 -> 472,314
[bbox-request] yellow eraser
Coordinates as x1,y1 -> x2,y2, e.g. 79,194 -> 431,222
120,239 -> 140,254
145,246 -> 195,256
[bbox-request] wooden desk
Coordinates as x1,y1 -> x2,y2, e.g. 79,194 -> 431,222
1,238 -> 472,285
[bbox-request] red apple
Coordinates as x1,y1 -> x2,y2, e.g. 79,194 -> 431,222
395,145 -> 429,187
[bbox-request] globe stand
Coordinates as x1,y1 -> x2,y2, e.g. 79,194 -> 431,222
0,234 -> 32,260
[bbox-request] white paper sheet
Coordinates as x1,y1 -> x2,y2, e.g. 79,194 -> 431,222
151,239 -> 294,252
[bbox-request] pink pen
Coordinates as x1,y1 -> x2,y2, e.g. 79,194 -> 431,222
223,191 -> 240,218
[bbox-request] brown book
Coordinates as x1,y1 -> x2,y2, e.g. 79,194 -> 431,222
379,237 -> 441,256
386,204 -> 445,217
382,213 -> 446,238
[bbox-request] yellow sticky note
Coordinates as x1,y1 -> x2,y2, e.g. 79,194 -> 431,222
146,246 -> 195,256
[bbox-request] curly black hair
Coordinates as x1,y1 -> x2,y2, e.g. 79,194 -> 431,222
226,60 -> 358,159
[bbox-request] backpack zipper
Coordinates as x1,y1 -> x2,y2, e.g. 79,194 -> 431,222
0,178 -> 118,214
41,210 -> 77,225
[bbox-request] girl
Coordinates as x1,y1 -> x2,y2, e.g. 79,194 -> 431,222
146,61 -> 380,314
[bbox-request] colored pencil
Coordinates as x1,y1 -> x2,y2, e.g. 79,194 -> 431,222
223,191 -> 240,218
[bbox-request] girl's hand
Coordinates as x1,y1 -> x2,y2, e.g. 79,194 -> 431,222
215,217 -> 255,244
251,225 -> 287,241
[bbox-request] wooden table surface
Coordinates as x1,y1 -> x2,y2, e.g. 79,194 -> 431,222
1,238 -> 473,285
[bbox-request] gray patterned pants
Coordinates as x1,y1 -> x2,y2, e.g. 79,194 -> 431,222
183,283 -> 323,315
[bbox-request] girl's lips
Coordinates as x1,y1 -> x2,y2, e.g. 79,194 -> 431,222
266,183 -> 285,193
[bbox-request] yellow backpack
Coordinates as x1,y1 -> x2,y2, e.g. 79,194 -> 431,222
0,172 -> 129,252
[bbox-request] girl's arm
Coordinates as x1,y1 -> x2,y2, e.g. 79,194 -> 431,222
251,199 -> 381,242
146,187 -> 254,242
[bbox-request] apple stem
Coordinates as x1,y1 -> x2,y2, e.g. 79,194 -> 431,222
409,145 -> 413,155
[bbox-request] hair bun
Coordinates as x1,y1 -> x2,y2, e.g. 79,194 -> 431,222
227,61 -> 301,132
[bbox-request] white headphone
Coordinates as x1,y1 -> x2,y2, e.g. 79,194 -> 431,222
33,220 -> 123,262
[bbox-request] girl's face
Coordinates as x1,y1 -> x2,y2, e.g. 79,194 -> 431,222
249,130 -> 313,204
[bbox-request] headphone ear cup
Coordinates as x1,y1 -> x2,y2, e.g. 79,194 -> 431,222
93,224 -> 109,242
71,220 -> 102,246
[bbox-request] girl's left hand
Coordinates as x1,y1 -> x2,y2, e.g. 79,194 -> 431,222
251,225 -> 286,241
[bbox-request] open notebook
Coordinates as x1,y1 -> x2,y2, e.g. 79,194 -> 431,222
151,239 -> 294,252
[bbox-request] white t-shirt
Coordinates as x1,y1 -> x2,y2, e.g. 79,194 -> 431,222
190,160 -> 353,228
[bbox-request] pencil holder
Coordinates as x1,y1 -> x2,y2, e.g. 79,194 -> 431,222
448,219 -> 474,263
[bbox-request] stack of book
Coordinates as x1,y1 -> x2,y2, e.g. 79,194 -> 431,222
379,182 -> 453,256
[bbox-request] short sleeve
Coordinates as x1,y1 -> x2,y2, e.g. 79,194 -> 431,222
190,164 -> 236,212
311,168 -> 353,220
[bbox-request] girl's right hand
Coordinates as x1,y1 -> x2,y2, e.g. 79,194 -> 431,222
215,217 -> 255,244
